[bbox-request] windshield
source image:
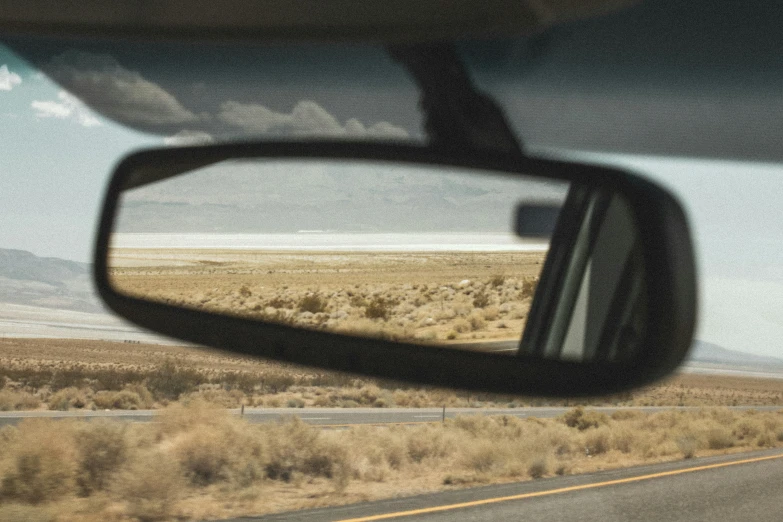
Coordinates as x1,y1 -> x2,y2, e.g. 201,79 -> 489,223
2,31 -> 783,521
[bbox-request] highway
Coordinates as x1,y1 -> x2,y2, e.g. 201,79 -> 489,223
450,340 -> 519,354
228,448 -> 783,521
2,405 -> 780,428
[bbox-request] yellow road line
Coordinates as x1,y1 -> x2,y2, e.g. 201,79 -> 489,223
337,452 -> 783,521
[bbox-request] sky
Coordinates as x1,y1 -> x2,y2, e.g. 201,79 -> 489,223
0,45 -> 158,263
1,40 -> 783,359
115,158 -> 568,234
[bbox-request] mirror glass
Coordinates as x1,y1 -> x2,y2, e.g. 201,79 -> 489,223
108,158 -> 645,362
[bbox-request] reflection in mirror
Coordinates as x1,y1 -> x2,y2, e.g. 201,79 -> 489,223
109,159 -> 567,355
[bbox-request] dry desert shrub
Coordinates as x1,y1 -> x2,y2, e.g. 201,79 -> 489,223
405,424 -> 454,464
0,419 -> 78,504
561,407 -> 609,431
364,296 -> 395,320
461,438 -> 507,473
482,305 -> 500,321
582,426 -> 611,455
3,403 -> 783,520
220,372 -> 259,393
0,504 -> 54,522
528,456 -> 549,478
676,435 -> 698,458
706,427 -> 735,449
468,312 -> 487,331
174,423 -> 262,487
262,418 -> 351,486
260,372 -> 296,393
298,293 -> 328,314
472,290 -> 490,308
452,318 -> 471,333
93,389 -> 150,410
161,403 -> 264,486
146,360 -> 206,401
450,414 -> 509,437
266,295 -> 294,309
733,418 -> 764,441
610,409 -> 644,421
610,425 -> 637,454
114,450 -> 184,522
520,277 -> 538,299
182,388 -> 246,408
490,274 -> 506,288
47,387 -> 88,411
0,390 -> 40,411
756,432 -> 775,447
75,420 -> 128,495
157,398 -> 234,435
346,426 -> 406,479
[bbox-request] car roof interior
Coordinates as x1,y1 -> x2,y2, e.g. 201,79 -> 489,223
3,0 -> 783,162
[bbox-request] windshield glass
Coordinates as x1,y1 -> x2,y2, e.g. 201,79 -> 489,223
2,37 -> 425,143
2,34 -> 783,521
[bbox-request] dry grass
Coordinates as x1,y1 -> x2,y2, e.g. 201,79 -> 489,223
0,389 -> 40,411
109,250 -> 544,343
4,338 -> 783,412
2,403 -> 783,520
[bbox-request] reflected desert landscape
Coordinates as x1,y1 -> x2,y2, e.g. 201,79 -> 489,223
109,250 -> 545,345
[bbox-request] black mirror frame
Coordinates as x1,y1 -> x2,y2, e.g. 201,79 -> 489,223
94,141 -> 696,397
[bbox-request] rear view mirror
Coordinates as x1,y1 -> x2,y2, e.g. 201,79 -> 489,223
95,142 -> 696,396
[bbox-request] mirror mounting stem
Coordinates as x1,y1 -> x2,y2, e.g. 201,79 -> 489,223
388,43 -> 524,156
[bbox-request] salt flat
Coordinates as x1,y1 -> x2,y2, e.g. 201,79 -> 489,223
0,302 -> 175,344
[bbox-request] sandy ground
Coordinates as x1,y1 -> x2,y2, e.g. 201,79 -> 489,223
109,249 -> 545,345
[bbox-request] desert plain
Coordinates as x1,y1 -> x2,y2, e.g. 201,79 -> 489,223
109,249 -> 545,345
4,249 -> 783,520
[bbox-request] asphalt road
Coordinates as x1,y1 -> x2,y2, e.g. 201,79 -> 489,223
2,405 -> 780,428
451,340 -> 520,354
229,448 -> 783,522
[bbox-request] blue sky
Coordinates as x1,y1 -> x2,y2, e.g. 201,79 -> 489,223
2,43 -> 783,358
0,45 -> 156,263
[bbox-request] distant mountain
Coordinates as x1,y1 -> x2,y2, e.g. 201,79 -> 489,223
115,161 -> 568,233
0,249 -> 87,284
689,340 -> 783,367
0,248 -> 103,313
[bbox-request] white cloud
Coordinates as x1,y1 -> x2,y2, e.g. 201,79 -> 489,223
344,119 -> 410,139
0,64 -> 22,91
31,99 -> 71,118
31,90 -> 102,127
163,130 -> 214,146
218,99 -> 409,139
43,50 -> 198,126
38,50 -> 409,139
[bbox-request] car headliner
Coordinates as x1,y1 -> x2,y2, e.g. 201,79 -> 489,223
0,0 -> 632,42
2,0 -> 783,163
